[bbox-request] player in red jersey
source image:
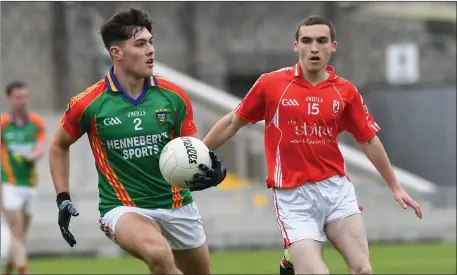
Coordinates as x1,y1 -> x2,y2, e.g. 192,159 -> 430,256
203,16 -> 422,274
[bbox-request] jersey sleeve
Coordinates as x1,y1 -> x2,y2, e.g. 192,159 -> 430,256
61,95 -> 92,139
0,113 -> 9,141
234,75 -> 266,124
174,88 -> 198,137
30,114 -> 46,142
339,84 -> 381,143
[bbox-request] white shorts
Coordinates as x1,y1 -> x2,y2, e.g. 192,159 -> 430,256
2,183 -> 36,215
271,175 -> 361,247
1,217 -> 11,264
99,202 -> 206,251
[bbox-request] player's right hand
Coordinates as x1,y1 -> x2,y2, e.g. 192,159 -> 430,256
191,151 -> 227,191
56,193 -> 79,247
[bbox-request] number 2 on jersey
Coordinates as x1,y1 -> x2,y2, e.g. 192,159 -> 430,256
134,118 -> 143,131
308,103 -> 320,115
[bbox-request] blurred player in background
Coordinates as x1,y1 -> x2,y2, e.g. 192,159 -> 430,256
203,16 -> 422,274
48,8 -> 225,275
1,81 -> 47,275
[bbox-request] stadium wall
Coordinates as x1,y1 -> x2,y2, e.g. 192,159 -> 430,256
1,2 -> 455,112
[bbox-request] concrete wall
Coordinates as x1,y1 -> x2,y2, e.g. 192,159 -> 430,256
1,2 -> 55,111
2,2 -> 455,111
365,88 -> 456,187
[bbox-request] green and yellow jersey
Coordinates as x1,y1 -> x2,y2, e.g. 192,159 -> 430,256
1,112 -> 46,187
61,66 -> 198,217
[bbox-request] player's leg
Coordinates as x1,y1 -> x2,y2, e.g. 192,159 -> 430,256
279,206 -> 365,274
160,202 -> 210,274
1,184 -> 27,275
0,218 -> 11,271
15,189 -> 35,275
323,176 -> 372,274
172,242 -> 210,275
326,214 -> 371,274
100,207 -> 181,274
271,186 -> 329,274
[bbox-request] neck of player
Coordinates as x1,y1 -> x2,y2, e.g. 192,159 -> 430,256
301,63 -> 329,85
113,66 -> 145,99
12,109 -> 27,120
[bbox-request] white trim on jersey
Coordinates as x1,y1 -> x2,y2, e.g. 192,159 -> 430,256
331,83 -> 346,109
268,80 -> 295,188
370,122 -> 381,132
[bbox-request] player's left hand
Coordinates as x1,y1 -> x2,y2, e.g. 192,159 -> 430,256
393,187 -> 422,219
191,151 -> 227,191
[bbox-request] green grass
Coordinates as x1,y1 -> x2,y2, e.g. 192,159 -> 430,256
19,242 -> 457,274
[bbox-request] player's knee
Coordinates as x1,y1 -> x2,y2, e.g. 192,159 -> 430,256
142,244 -> 175,271
349,261 -> 372,274
8,223 -> 23,240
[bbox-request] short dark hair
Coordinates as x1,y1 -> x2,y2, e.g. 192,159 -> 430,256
295,15 -> 336,42
5,81 -> 27,97
100,8 -> 154,50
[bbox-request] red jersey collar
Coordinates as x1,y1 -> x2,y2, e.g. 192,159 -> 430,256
293,63 -> 338,82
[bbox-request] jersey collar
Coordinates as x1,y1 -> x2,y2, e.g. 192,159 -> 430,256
293,63 -> 338,82
104,65 -> 158,93
9,112 -> 29,127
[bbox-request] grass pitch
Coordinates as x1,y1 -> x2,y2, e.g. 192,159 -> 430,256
21,242 -> 457,274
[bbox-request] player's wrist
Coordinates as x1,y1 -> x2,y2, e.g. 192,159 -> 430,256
56,192 -> 71,206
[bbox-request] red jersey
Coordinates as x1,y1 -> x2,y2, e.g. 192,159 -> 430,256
234,63 -> 381,188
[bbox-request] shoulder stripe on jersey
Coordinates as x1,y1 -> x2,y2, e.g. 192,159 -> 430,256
67,80 -> 106,117
28,113 -> 45,127
71,80 -> 106,107
61,80 -> 107,136
0,112 -> 12,128
155,76 -> 190,109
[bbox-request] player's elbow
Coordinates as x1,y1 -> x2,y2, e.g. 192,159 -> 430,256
49,140 -> 68,163
51,127 -> 78,151
228,112 -> 248,133
360,135 -> 380,148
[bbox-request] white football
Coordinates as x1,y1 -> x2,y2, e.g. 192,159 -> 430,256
159,136 -> 212,189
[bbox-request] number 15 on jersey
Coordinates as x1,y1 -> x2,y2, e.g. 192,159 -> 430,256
308,103 -> 320,115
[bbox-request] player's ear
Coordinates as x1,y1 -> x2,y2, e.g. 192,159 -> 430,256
293,41 -> 298,52
109,45 -> 123,61
331,40 -> 337,53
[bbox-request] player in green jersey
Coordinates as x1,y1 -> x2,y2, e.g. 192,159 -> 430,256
1,81 -> 47,275
49,8 -> 226,275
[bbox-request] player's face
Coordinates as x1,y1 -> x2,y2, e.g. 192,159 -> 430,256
111,28 -> 155,78
7,87 -> 28,113
293,24 -> 337,73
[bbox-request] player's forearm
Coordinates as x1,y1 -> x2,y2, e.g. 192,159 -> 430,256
203,112 -> 244,150
49,142 -> 71,194
29,141 -> 46,161
360,136 -> 401,191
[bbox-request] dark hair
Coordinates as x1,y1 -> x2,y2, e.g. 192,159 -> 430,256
5,81 -> 27,97
100,8 -> 154,50
295,15 -> 336,42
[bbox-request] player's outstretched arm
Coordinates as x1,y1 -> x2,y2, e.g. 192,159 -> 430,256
49,127 -> 80,247
360,136 -> 422,219
203,111 -> 249,151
